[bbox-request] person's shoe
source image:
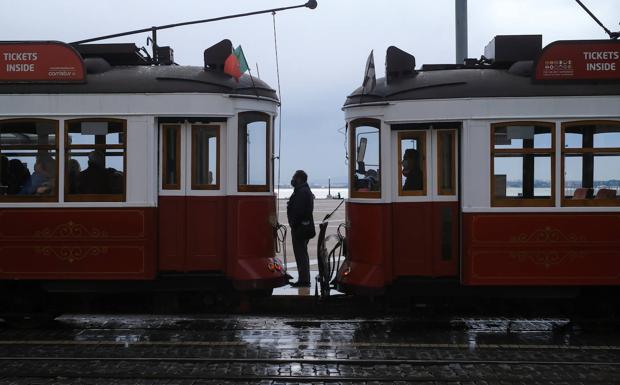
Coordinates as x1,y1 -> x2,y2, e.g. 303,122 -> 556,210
290,281 -> 310,288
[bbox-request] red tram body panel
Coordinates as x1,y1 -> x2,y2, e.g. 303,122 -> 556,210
158,196 -> 227,272
0,208 -> 156,280
462,213 -> 620,286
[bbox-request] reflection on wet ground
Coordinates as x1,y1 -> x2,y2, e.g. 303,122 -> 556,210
1,314 -> 619,384
0,314 -> 617,349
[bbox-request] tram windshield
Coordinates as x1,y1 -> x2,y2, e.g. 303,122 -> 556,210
350,119 -> 380,197
238,112 -> 270,192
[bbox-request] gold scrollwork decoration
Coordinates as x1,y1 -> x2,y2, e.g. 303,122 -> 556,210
34,221 -> 108,239
35,246 -> 109,263
510,226 -> 586,243
510,250 -> 586,269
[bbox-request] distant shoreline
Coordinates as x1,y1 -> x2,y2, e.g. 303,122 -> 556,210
276,187 -> 348,200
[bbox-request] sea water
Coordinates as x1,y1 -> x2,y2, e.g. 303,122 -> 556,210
276,187 -> 348,199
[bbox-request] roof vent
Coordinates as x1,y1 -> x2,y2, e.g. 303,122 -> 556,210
385,46 -> 416,84
84,57 -> 111,74
204,39 -> 232,72
508,60 -> 534,77
484,35 -> 542,64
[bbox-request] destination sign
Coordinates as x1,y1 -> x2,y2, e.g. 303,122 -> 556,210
534,40 -> 620,81
0,41 -> 85,83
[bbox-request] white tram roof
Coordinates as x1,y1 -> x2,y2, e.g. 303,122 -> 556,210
0,64 -> 278,100
344,37 -> 620,108
0,40 -> 278,101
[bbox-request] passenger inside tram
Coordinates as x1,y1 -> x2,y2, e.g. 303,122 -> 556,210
402,148 -> 423,191
6,159 -> 30,195
73,150 -> 123,195
67,159 -> 81,194
0,155 -> 7,194
19,154 -> 55,195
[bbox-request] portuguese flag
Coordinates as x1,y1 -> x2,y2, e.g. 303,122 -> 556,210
224,45 -> 249,81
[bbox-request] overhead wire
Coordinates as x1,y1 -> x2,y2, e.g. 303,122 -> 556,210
272,11 -> 283,200
271,10 -> 288,274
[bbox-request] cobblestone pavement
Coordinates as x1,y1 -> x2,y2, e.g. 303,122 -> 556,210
0,315 -> 619,384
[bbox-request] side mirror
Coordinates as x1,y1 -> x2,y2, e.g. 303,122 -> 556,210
356,161 -> 366,175
357,137 -> 367,163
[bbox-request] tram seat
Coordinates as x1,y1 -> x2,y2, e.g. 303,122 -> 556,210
595,188 -> 617,200
572,188 -> 593,199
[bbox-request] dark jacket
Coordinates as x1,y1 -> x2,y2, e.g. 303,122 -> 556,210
78,164 -> 109,194
287,182 -> 314,229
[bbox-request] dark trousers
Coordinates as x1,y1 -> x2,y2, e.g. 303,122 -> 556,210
291,230 -> 311,284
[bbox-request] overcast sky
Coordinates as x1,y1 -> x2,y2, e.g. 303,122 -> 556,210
2,0 -> 619,185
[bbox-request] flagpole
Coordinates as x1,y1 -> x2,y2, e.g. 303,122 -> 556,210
247,68 -> 259,99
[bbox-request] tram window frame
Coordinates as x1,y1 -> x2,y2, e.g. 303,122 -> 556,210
561,120 -> 620,207
238,111 -> 270,193
397,131 -> 427,197
437,130 -> 456,196
162,124 -> 181,190
191,124 -> 220,190
0,118 -> 59,202
350,118 -> 381,199
490,121 -> 555,207
64,118 -> 127,202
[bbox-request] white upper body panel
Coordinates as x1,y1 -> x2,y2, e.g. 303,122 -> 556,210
344,95 -> 620,212
0,93 -> 278,207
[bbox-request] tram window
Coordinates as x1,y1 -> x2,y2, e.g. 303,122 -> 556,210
398,131 -> 425,196
437,130 -> 456,195
238,112 -> 270,192
65,119 -> 126,201
162,125 -> 181,190
0,119 -> 58,201
350,119 -> 381,198
491,122 -> 555,207
192,125 -> 219,189
493,156 -> 552,198
562,121 -> 620,206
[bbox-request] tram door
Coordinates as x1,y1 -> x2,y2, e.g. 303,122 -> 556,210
158,123 -> 226,272
392,125 -> 459,277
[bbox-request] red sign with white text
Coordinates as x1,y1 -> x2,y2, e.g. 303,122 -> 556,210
535,40 -> 620,81
0,41 -> 85,83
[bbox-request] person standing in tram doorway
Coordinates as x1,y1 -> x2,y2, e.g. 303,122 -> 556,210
287,170 -> 315,287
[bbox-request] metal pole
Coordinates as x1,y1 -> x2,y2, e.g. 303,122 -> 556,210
71,1 -> 317,45
151,28 -> 158,65
455,0 -> 468,64
574,0 -> 619,40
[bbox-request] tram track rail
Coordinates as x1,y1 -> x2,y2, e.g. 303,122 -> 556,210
1,355 -> 620,366
1,356 -> 619,383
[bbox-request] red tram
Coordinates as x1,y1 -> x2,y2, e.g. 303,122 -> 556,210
335,36 -> 620,298
0,40 -> 287,318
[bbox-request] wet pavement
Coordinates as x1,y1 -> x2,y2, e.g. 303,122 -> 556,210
0,313 -> 619,384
